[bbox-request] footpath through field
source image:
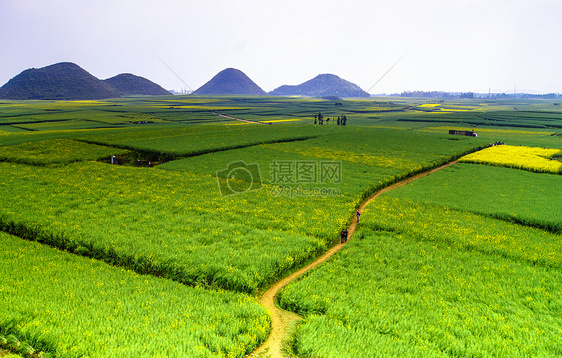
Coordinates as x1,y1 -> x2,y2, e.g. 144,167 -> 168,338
250,160 -> 459,358
217,113 -> 270,124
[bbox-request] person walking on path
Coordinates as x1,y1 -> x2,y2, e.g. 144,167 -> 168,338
356,210 -> 361,223
340,229 -> 348,244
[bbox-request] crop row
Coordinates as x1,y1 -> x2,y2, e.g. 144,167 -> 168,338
0,332 -> 48,358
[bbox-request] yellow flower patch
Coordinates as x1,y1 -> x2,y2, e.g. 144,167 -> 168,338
460,145 -> 562,173
258,119 -> 302,123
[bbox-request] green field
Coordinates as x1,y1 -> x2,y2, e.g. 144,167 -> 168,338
0,95 -> 561,357
279,173 -> 562,357
279,228 -> 562,357
0,138 -> 128,165
381,163 -> 562,233
0,126 -> 477,294
0,232 -> 268,358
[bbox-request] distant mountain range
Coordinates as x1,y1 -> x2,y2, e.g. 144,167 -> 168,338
192,69 -> 369,98
269,74 -> 369,97
0,63 -> 372,100
193,68 -> 267,95
0,62 -> 170,100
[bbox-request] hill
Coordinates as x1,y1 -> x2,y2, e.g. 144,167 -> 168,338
0,62 -> 171,100
193,68 -> 266,95
104,73 -> 171,96
0,62 -> 121,100
269,74 -> 370,97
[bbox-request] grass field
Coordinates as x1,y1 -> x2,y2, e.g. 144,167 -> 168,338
1,96 -> 561,357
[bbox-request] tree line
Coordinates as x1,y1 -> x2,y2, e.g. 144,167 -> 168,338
314,112 -> 348,125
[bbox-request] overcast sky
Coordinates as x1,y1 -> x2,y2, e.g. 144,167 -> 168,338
1,0 -> 561,94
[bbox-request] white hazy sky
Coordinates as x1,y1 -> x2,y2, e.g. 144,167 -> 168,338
1,0 -> 561,94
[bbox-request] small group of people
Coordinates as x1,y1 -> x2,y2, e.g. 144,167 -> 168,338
489,141 -> 506,147
340,211 -> 361,244
340,228 -> 348,243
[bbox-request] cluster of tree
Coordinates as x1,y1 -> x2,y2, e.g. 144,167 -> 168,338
401,91 -> 474,99
314,112 -> 348,125
401,90 -> 561,100
401,91 -> 454,98
484,93 -> 560,100
521,93 -> 560,99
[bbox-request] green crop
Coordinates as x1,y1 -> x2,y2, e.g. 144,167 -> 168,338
0,232 -> 269,358
0,126 -> 477,294
279,203 -> 562,357
0,138 -> 127,165
381,163 -> 562,233
2,96 -> 560,357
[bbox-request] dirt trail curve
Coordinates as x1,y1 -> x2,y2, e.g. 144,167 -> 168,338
250,160 -> 458,358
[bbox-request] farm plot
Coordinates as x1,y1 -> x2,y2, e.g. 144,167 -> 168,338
278,198 -> 562,357
459,144 -> 562,174
0,127 -> 477,294
12,119 -> 119,131
160,126 -> 480,200
0,160 -> 348,294
0,129 -> 91,147
381,163 -> 562,233
421,125 -> 559,145
0,232 -> 269,358
396,99 -> 562,129
72,124 -> 319,157
0,138 -> 128,165
278,227 -> 562,358
362,197 -> 562,268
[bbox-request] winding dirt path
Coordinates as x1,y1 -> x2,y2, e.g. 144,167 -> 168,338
250,160 -> 458,358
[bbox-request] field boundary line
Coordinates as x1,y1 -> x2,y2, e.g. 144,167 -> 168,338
250,159 -> 458,358
72,135 -> 317,165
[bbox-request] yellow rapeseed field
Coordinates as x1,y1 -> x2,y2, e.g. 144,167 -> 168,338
258,119 -> 302,123
460,145 -> 562,173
